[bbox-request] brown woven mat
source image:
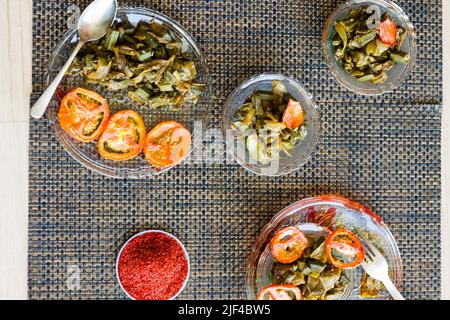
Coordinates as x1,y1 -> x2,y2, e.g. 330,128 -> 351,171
29,0 -> 442,299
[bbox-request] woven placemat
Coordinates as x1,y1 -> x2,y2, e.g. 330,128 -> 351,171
29,0 -> 442,299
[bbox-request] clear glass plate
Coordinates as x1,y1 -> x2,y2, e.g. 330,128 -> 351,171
47,7 -> 211,178
246,195 -> 403,300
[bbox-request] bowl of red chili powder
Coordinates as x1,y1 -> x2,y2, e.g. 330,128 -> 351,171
116,230 -> 190,300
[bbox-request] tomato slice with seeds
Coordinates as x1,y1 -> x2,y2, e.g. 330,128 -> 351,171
282,99 -> 304,130
58,88 -> 110,142
257,285 -> 302,300
271,226 -> 308,264
98,110 -> 146,161
325,229 -> 364,269
144,121 -> 191,168
377,18 -> 398,47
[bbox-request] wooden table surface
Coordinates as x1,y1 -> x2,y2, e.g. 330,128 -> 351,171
0,0 -> 448,299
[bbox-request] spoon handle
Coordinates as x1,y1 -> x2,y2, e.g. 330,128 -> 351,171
31,41 -> 85,119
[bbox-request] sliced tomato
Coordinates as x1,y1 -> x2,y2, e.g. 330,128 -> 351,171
98,110 -> 146,161
271,226 -> 308,264
257,285 -> 302,300
325,229 -> 364,269
282,99 -> 304,130
144,121 -> 191,168
377,18 -> 398,47
58,88 -> 110,142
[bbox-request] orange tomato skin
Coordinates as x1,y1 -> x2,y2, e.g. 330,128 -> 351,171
58,88 -> 110,142
377,18 -> 398,47
144,121 -> 191,168
325,229 -> 365,269
282,99 -> 304,130
271,226 -> 308,264
98,110 -> 146,161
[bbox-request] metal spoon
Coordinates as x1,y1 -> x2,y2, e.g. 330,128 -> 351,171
31,0 -> 117,119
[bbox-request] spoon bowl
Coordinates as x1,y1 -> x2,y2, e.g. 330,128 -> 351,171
78,0 -> 118,42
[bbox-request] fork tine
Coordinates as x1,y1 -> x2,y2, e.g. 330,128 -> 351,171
361,240 -> 371,254
355,230 -> 370,243
361,241 -> 374,260
364,236 -> 381,255
362,255 -> 372,264
356,231 -> 376,260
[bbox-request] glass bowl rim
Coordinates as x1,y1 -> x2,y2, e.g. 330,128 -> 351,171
115,229 -> 191,300
322,0 -> 417,96
222,72 -> 321,177
46,6 -> 211,179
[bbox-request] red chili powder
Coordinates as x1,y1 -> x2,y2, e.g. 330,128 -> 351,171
117,232 -> 189,300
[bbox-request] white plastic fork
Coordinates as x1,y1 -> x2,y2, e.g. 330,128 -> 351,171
359,235 -> 405,300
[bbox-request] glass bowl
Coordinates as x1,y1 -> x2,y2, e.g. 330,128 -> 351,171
223,73 -> 320,177
47,7 -> 210,178
322,0 -> 417,95
116,230 -> 190,300
246,195 -> 403,300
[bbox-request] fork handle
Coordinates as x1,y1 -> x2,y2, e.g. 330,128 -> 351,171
382,277 -> 405,300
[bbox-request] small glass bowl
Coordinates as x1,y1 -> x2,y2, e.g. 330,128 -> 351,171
322,0 -> 417,95
47,7 -> 211,178
116,230 -> 190,300
223,73 -> 320,177
246,195 -> 403,300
